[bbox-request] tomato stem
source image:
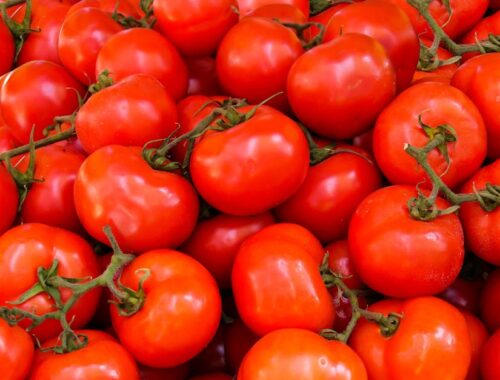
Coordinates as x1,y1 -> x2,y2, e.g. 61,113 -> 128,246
309,0 -> 353,16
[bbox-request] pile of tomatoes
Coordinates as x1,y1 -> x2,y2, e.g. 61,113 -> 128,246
0,0 -> 500,379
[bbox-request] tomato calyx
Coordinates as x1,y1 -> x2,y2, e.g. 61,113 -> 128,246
309,0 -> 354,16
112,0 -> 156,29
88,70 -> 115,94
279,21 -> 325,49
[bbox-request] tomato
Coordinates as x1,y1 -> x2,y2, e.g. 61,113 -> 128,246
0,19 -> 15,75
479,269 -> 500,332
246,3 -> 307,23
275,145 -> 382,243
462,311 -> 489,380
153,0 -> 238,57
111,250 -> 221,368
224,319 -> 259,374
231,232 -> 335,336
373,82 -> 487,188
459,160 -> 500,265
0,223 -> 101,342
349,185 -> 464,298
480,329 -> 500,380
186,57 -> 222,96
216,17 -> 304,112
238,328 -> 367,379
439,276 -> 485,315
237,0 -> 309,17
181,212 -> 275,289
74,145 -> 199,253
139,364 -> 189,380
461,11 -> 500,61
95,28 -> 188,101
324,0 -> 419,92
412,39 -> 459,85
0,125 -> 18,154
75,74 -> 177,154
58,8 -> 123,85
305,3 -> 349,41
326,240 -> 364,290
1,60 -> 84,144
190,105 -> 309,216
189,375 -> 232,380
0,164 -> 18,235
29,330 -> 140,379
0,318 -> 34,380
67,0 -> 139,18
350,297 -> 471,379
189,324 -> 227,375
287,33 -> 396,139
451,53 -> 500,159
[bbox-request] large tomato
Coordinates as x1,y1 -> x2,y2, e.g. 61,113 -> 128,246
0,19 -> 14,75
111,250 -> 221,368
462,311 -> 489,380
287,33 -> 396,139
0,318 -> 34,380
236,0 -> 309,17
0,164 -> 18,235
246,3 -> 307,23
74,145 -> 199,253
350,297 -> 471,379
481,329 -> 500,380
479,269 -> 500,332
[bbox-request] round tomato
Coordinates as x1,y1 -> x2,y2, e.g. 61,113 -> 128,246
0,318 -> 34,380
481,329 -> 500,380
0,19 -> 15,75
462,311 -> 489,380
224,319 -> 259,374
0,164 -> 18,235
237,0 -> 309,17
67,0 -> 139,18
479,269 -> 500,332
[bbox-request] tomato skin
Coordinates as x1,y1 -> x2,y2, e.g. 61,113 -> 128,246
74,145 -> 199,253
373,82 -> 487,188
451,53 -> 500,159
481,329 -> 500,380
0,223 -> 101,342
439,277 -> 484,315
190,105 -> 309,216
287,33 -> 396,139
75,74 -> 177,154
0,125 -> 18,154
0,20 -> 14,75
0,318 -> 34,380
1,60 -> 84,144
275,145 -> 382,243
95,28 -> 188,101
67,0 -> 139,18
461,11 -> 500,61
224,319 -> 259,374
459,160 -> 500,265
238,328 -> 367,379
111,250 -> 222,368
29,330 -> 140,380
326,240 -> 364,290
237,0 -> 309,17
181,212 -> 275,289
306,4 -> 348,41
324,0 -> 419,92
479,269 -> 500,332
0,165 -> 18,235
139,364 -> 189,380
186,57 -> 222,96
350,297 -> 471,380
349,185 -> 464,298
153,0 -> 238,57
412,39 -> 458,84
462,311 -> 489,380
246,3 -> 307,23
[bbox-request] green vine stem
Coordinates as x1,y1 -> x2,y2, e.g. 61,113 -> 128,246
309,0 -> 353,16
112,0 -> 156,28
279,21 -> 326,49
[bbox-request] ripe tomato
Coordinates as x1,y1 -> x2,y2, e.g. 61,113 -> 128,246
111,250 -> 221,368
350,297 -> 471,379
67,0 -> 139,18
190,105 -> 309,215
237,0 -> 309,17
153,0 -> 238,57
349,185 -> 464,298
287,33 -> 396,139
479,269 -> 500,332
0,318 -> 34,380
461,11 -> 500,61
224,319 -> 259,374
74,145 -> 199,253
1,60 -> 84,144
480,329 -> 500,380
275,145 -> 382,243
326,240 -> 364,290
0,165 -> 18,235
186,57 -> 222,96
238,328 -> 367,379
0,19 -> 14,75
0,125 -> 18,154
95,28 -> 188,101
306,3 -> 348,41
439,276 -> 485,315
29,330 -> 140,379
246,3 -> 307,23
462,311 -> 489,380
412,39 -> 458,84
0,223 -> 101,342
373,82 -> 487,188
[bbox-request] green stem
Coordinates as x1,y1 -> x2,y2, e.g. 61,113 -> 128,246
309,0 -> 353,16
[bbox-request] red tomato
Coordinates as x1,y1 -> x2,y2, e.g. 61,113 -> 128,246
462,311 -> 489,380
326,239 -> 364,290
246,3 -> 307,23
75,74 -> 177,154
0,164 -> 18,235
451,53 -> 500,159
238,328 -> 367,379
58,8 -> 123,85
237,0 -> 309,17
0,125 -> 18,154
0,19 -> 14,75
189,324 -> 227,375
461,11 -> 500,61
1,60 -> 84,144
275,145 -> 382,243
95,28 -> 188,101
139,364 -> 189,380
111,250 -> 221,368
186,57 -> 222,96
190,105 -> 309,215
412,39 -> 459,85
224,319 -> 259,374
349,185 -> 464,298
67,0 -> 139,17
74,145 -> 199,253
0,223 -> 101,342
306,3 -> 349,41
29,330 -> 140,379
439,276 -> 485,315
350,297 -> 471,379
181,212 -> 275,289
479,269 -> 500,332
324,0 -> 419,92
0,318 -> 34,380
373,82 -> 487,188
459,160 -> 500,265
481,329 -> 500,380
153,0 -> 238,57
287,33 -> 396,139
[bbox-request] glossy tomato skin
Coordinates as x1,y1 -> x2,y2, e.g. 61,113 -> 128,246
181,212 -> 275,289
0,165 -> 18,235
1,60 -> 84,144
326,240 -> 364,290
306,4 -> 348,41
0,20 -> 14,75
451,53 -> 500,159
481,329 -> 500,380
224,319 -> 259,374
275,145 -> 382,243
75,74 -> 178,154
190,105 -> 309,216
238,328 -> 367,379
0,318 -> 34,380
74,146 -> 199,253
95,28 -> 188,101
0,224 -> 101,342
237,0 -> 309,17
349,185 -> 464,298
373,82 -> 487,188
462,311 -> 489,380
29,330 -> 140,380
0,125 -> 18,154
324,0 -> 419,92
350,297 -> 471,380
67,0 -> 139,18
246,3 -> 307,23
479,269 -> 500,332
287,33 -> 396,139
153,0 -> 238,57
111,250 -> 222,368
459,160 -> 500,265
